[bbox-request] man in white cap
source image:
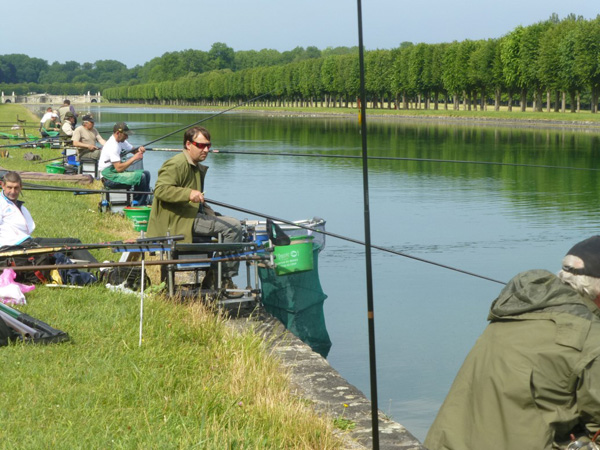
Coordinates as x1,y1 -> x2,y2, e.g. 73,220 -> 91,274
41,113 -> 60,137
425,236 -> 600,449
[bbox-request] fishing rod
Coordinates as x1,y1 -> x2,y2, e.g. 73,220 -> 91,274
1,253 -> 270,273
116,91 -> 274,157
15,180 -> 507,285
95,123 -> 184,134
0,309 -> 40,339
205,197 -> 507,286
32,154 -> 76,165
356,0 -> 379,445
0,235 -> 184,258
0,138 -> 58,149
22,184 -> 153,196
0,303 -> 64,338
213,149 -> 600,173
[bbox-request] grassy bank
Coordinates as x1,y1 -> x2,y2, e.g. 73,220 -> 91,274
0,104 -> 341,448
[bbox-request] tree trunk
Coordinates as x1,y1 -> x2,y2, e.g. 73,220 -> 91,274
433,92 -> 439,110
520,90 -> 527,112
507,90 -> 513,112
494,88 -> 501,112
546,91 -> 551,112
535,89 -> 543,112
577,92 -> 581,112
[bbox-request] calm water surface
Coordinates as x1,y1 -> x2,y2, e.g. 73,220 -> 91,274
84,106 -> 600,441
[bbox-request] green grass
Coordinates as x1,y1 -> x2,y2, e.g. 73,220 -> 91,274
0,104 -> 341,449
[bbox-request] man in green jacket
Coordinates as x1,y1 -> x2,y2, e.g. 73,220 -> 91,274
425,236 -> 600,450
146,126 -> 242,291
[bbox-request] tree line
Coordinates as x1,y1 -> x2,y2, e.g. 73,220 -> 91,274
103,14 -> 600,113
0,44 -> 354,96
3,14 -> 600,113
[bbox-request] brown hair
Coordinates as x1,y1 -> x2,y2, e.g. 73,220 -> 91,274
3,171 -> 22,185
183,127 -> 210,147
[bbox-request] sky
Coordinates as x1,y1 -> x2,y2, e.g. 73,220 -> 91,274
2,0 -> 598,68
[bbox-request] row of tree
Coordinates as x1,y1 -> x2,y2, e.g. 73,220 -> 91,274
103,14 -> 600,113
3,14 -> 600,112
0,44 -> 355,92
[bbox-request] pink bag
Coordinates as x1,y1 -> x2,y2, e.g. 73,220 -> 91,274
0,268 -> 36,305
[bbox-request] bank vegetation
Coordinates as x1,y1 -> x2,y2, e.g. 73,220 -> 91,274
0,104 -> 342,448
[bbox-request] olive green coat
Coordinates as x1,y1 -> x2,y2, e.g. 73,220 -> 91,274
146,151 -> 212,242
424,270 -> 600,450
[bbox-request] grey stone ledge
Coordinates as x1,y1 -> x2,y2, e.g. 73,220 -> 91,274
228,306 -> 427,450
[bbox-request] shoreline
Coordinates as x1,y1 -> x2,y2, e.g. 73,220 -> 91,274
102,103 -> 600,132
18,101 -> 600,132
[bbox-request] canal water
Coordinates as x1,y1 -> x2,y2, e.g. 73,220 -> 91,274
83,106 -> 600,440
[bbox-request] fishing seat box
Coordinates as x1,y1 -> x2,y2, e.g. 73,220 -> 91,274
78,158 -> 99,179
163,236 -> 215,294
99,181 -> 134,214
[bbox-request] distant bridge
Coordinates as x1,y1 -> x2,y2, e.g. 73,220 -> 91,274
1,92 -> 102,104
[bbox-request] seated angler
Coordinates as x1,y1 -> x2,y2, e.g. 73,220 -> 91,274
71,114 -> 106,161
41,113 -> 61,137
98,122 -> 151,206
146,126 -> 243,293
0,171 -> 35,249
39,107 -> 54,132
59,111 -> 76,145
0,171 -> 96,283
425,236 -> 600,450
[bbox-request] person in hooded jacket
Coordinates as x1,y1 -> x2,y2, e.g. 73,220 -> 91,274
425,236 -> 600,450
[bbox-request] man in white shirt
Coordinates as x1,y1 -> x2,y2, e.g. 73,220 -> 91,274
0,171 -> 97,283
98,122 -> 151,205
39,107 -> 54,131
0,171 -> 35,247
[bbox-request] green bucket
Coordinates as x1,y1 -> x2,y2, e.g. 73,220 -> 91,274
273,235 -> 314,275
123,206 -> 151,231
46,163 -> 65,174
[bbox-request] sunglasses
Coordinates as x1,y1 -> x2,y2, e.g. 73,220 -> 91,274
189,141 -> 211,150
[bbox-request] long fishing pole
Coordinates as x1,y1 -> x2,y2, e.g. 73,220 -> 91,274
33,155 -> 67,165
206,197 -> 507,285
22,184 -> 153,196
134,91 -> 273,150
212,150 -> 600,173
0,138 -> 58,149
2,253 -> 269,272
356,0 -> 379,446
15,181 -> 506,285
0,235 -> 185,258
